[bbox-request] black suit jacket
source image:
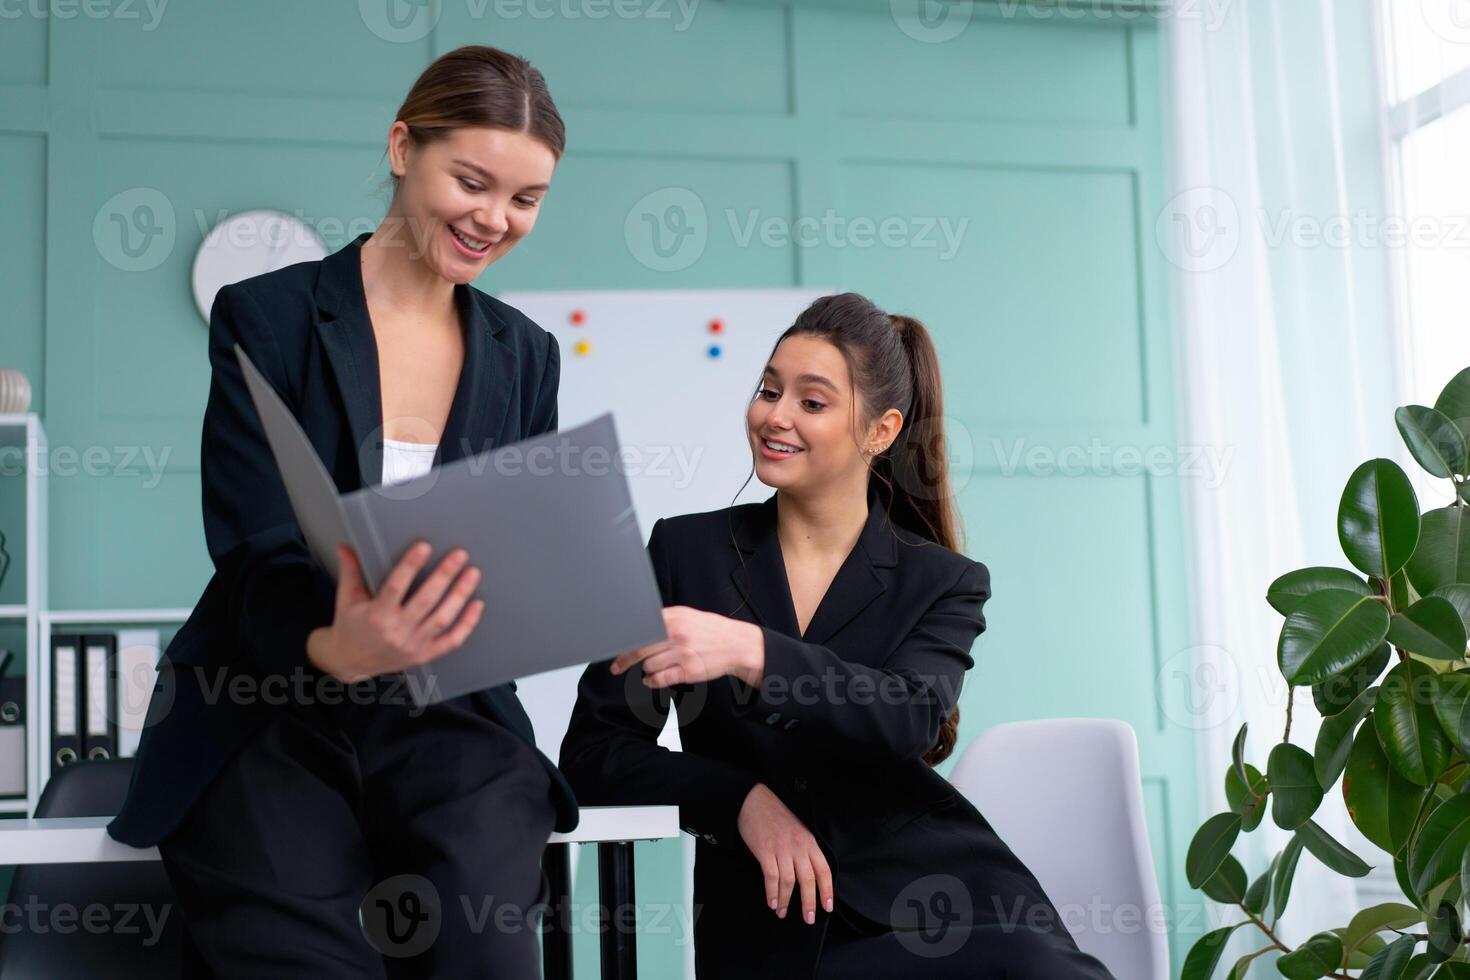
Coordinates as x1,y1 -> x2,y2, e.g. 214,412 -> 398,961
560,490 -> 1002,976
109,231 -> 579,846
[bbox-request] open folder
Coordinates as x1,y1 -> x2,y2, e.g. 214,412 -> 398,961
233,343 -> 666,708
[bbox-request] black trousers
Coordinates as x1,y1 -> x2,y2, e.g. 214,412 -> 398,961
814,899 -> 1119,980
157,678 -> 557,979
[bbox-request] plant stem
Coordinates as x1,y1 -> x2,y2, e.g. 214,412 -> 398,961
1234,902 -> 1354,979
1284,686 -> 1294,743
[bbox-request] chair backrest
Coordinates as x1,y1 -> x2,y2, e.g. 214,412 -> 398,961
0,758 -> 183,979
518,664 -> 682,762
947,718 -> 1170,980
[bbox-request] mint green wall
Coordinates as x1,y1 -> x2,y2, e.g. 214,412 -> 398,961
0,3 -> 1198,975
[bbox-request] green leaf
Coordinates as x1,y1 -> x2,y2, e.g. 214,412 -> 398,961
1296,818 -> 1373,877
1340,903 -> 1424,962
1187,812 -> 1243,889
1432,672 -> 1470,761
1377,660 -> 1455,785
1315,685 -> 1378,789
1339,458 -> 1422,580
1345,712 -> 1427,855
1410,794 -> 1470,899
1315,642 -> 1391,716
1433,367 -> 1470,473
1430,584 -> 1470,637
1201,853 -> 1248,904
1360,934 -> 1420,979
1270,742 -> 1325,829
1398,405 -> 1468,480
1431,963 -> 1470,979
1427,901 -> 1461,964
1233,722 -> 1250,790
1181,923 -> 1244,980
1225,762 -> 1270,832
1388,596 -> 1469,661
1269,566 -> 1374,616
1273,833 -> 1306,920
1244,856 -> 1275,916
1406,506 -> 1470,598
1279,589 -> 1393,687
1344,931 -> 1389,968
1275,931 -> 1345,978
1225,948 -> 1271,979
1460,848 -> 1470,930
1391,568 -> 1417,615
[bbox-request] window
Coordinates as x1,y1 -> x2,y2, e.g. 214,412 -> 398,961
1381,0 -> 1470,508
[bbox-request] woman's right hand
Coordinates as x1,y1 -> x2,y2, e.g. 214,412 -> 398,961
306,540 -> 484,683
737,783 -> 834,926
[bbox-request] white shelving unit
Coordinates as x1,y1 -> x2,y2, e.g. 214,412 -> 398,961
0,413 -> 195,817
0,413 -> 46,816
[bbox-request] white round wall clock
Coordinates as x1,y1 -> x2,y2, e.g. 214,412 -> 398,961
192,209 -> 329,323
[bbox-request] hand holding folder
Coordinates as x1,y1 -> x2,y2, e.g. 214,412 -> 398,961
233,343 -> 666,708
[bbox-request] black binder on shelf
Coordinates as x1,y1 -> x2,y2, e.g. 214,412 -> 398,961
50,632 -> 83,769
0,649 -> 25,798
83,633 -> 118,761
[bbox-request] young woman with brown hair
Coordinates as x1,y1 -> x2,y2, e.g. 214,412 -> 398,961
560,292 -> 1118,978
110,45 -> 575,977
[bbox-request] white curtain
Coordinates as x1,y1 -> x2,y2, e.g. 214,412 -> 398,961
1161,0 -> 1405,967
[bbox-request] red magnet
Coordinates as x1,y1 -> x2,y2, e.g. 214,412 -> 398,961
708,318 -> 724,334
570,309 -> 587,326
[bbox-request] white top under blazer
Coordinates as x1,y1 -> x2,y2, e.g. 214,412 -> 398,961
381,438 -> 438,487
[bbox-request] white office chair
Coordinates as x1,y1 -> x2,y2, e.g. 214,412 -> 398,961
947,718 -> 1170,980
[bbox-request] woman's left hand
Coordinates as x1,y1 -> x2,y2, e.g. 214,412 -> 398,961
610,606 -> 765,689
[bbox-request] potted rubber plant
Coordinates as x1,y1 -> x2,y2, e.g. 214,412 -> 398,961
1184,367 -> 1470,979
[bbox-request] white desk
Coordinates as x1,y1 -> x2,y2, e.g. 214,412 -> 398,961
0,806 -> 678,864
0,805 -> 680,980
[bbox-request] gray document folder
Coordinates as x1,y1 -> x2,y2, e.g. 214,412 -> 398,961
233,343 -> 666,707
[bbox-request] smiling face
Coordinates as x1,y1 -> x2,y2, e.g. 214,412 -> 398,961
746,334 -> 903,494
384,123 -> 556,282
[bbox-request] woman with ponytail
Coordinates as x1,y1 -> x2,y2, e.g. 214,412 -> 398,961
561,293 -> 1116,978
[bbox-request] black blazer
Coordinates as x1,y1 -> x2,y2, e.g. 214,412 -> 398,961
560,490 -> 1007,976
109,231 -> 578,846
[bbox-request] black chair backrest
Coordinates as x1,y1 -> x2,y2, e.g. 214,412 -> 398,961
0,759 -> 184,979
